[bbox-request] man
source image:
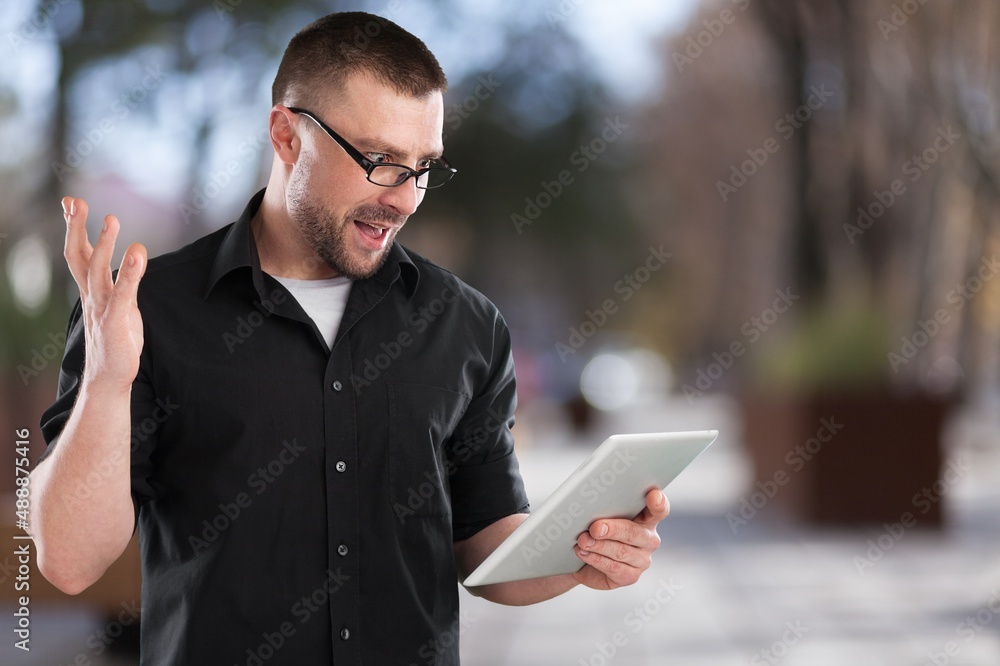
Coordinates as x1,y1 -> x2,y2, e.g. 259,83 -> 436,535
31,12 -> 668,664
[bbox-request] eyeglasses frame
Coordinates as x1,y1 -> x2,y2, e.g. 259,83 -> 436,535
287,106 -> 457,189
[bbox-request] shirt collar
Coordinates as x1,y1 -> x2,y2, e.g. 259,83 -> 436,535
205,188 -> 419,300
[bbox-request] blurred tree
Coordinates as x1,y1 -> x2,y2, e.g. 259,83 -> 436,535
415,23 -> 646,351
2,0 -> 650,412
638,0 -> 1000,397
638,0 -> 998,526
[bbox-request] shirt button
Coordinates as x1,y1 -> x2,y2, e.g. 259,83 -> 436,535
336,461 -> 347,472
337,544 -> 348,556
331,380 -> 343,391
340,628 -> 350,640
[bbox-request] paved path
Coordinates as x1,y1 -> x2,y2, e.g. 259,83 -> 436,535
459,396 -> 1000,665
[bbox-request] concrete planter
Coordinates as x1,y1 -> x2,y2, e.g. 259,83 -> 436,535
740,390 -> 951,527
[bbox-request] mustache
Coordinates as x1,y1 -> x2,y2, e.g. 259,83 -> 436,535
349,203 -> 407,227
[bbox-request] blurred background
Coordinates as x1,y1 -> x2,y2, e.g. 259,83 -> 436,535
1,0 -> 998,664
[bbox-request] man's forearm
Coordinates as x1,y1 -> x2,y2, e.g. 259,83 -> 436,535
455,513 -> 581,606
30,380 -> 136,594
467,570 -> 580,606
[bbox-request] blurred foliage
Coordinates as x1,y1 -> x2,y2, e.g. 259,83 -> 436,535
2,0 -> 998,404
749,306 -> 893,392
0,0 -> 649,393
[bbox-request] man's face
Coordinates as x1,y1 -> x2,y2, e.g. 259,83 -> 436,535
286,72 -> 445,279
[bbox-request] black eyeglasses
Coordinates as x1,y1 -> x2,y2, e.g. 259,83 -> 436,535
288,107 -> 457,189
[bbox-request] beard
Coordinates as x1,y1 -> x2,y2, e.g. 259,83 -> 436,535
287,178 -> 408,280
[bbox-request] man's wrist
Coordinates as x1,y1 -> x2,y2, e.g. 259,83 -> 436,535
80,373 -> 134,401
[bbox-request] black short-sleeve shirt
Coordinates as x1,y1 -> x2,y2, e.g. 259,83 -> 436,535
39,189 -> 530,665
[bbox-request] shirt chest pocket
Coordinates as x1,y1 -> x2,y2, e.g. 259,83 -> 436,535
387,382 -> 470,520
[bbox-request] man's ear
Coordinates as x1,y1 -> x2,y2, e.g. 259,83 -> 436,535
269,105 -> 300,165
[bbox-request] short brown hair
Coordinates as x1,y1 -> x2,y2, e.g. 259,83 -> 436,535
271,12 -> 447,109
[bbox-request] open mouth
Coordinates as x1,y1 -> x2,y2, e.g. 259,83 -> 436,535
355,220 -> 388,240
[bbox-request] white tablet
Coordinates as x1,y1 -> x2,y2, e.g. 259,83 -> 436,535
463,430 -> 718,587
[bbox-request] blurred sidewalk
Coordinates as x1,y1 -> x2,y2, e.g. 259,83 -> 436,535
459,394 -> 1000,665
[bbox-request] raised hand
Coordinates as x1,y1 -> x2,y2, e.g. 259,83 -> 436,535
62,196 -> 148,393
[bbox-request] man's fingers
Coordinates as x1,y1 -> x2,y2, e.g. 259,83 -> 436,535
576,533 -> 650,569
62,196 -> 94,295
109,243 -> 148,310
581,518 -> 660,553
585,491 -> 668,547
62,199 -> 145,317
633,489 -> 670,529
574,495 -> 667,589
574,547 -> 642,587
86,214 -> 122,302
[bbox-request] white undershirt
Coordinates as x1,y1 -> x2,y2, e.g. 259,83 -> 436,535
272,275 -> 353,349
